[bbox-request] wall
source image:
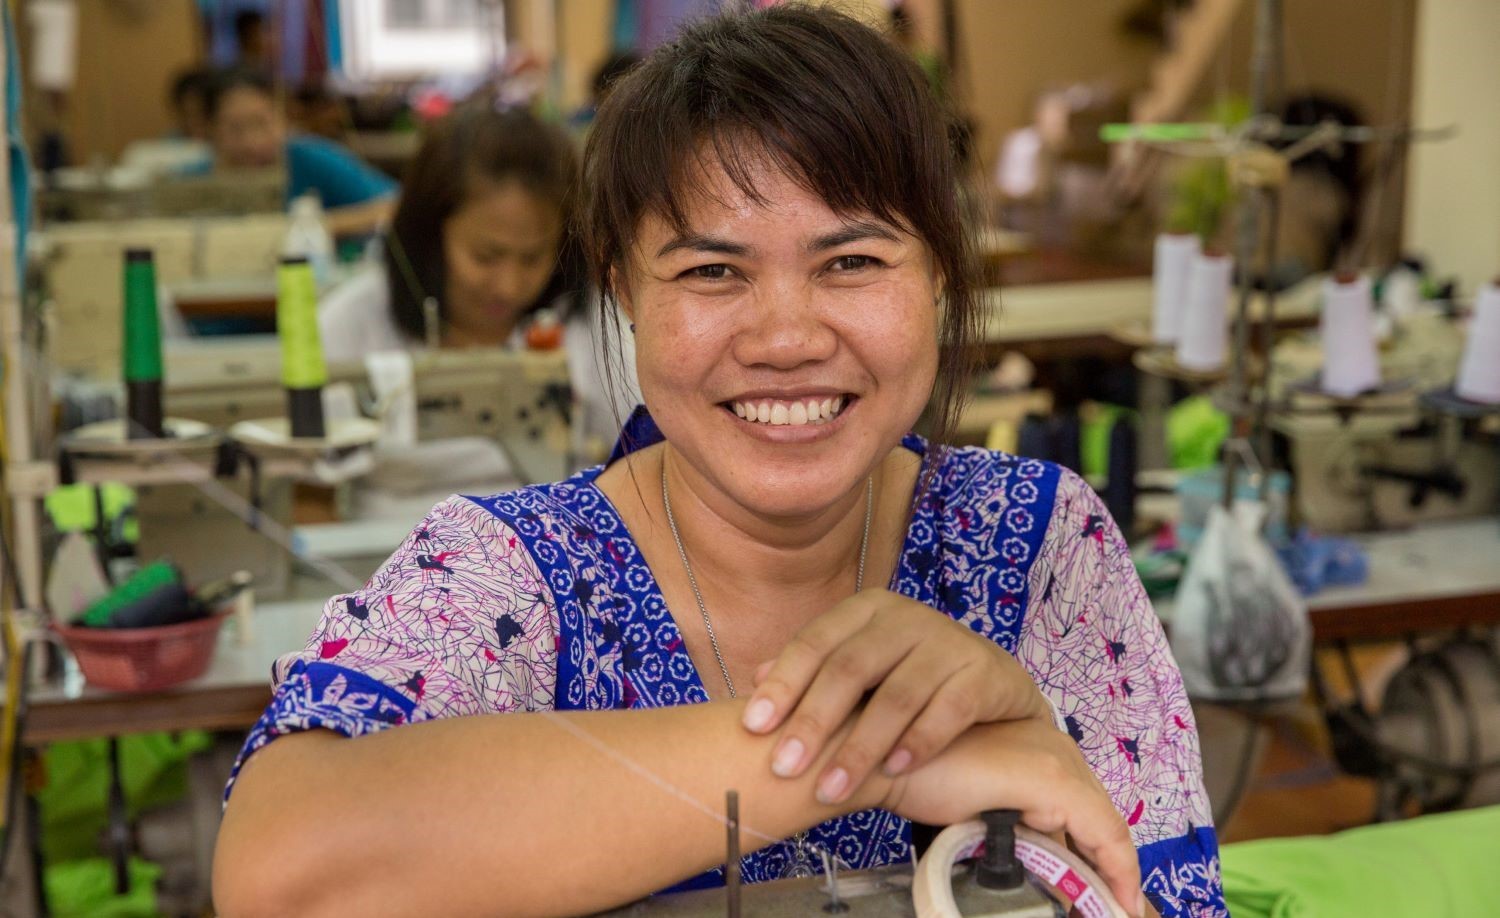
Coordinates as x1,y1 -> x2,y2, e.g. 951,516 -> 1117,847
954,0 -> 1156,177
547,0 -> 888,113
1213,0 -> 1416,262
1403,0 -> 1500,296
23,0 -> 203,163
953,0 -> 1414,254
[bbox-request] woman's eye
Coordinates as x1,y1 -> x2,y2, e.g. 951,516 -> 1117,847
683,264 -> 729,280
832,254 -> 876,272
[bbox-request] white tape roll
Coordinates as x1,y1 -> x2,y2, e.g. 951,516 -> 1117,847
912,819 -> 1129,918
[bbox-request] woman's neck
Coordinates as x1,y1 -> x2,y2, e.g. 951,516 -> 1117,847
625,445 -> 919,624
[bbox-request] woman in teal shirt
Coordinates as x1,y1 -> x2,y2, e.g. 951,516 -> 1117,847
202,68 -> 396,237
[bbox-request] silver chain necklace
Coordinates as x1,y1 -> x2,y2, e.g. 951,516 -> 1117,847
660,458 -> 873,879
660,460 -> 874,700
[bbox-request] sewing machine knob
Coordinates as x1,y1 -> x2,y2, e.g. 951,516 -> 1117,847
975,809 -> 1024,891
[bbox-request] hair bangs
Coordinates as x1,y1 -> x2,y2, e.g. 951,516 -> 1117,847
583,3 -> 982,450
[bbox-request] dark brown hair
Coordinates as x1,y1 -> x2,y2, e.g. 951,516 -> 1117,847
581,3 -> 981,447
204,67 -> 274,123
385,100 -> 586,341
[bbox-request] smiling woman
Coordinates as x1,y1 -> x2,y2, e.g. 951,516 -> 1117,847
212,7 -> 1224,918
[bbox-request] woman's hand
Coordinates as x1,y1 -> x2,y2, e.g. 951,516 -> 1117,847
741,589 -> 1051,806
884,717 -> 1146,918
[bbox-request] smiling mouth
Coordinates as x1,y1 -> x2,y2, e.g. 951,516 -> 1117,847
723,395 -> 855,427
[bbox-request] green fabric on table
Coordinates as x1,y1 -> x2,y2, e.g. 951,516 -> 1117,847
1167,395 -> 1229,471
43,856 -> 161,918
38,732 -> 211,864
1222,806 -> 1500,918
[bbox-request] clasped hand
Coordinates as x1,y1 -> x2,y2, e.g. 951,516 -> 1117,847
741,589 -> 1050,805
741,589 -> 1146,916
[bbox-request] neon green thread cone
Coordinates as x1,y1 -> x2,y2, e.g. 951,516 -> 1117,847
122,249 -> 164,438
276,256 -> 327,438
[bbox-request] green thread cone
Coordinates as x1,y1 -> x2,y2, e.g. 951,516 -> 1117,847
277,257 -> 328,390
277,257 -> 327,438
122,250 -> 164,438
122,250 -> 162,383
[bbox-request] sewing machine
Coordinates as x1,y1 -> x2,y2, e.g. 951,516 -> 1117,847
36,215 -> 289,372
162,338 -> 365,429
41,167 -> 285,222
599,808 -> 1124,917
1270,313 -> 1500,532
407,347 -> 576,484
162,339 -> 575,483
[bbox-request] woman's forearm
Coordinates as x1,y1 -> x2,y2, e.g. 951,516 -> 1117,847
214,700 -> 890,917
324,197 -> 394,239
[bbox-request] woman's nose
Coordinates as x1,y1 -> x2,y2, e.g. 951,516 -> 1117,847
730,279 -> 838,370
489,264 -> 532,307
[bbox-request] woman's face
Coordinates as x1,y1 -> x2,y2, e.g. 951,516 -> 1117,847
623,156 -> 941,520
442,181 -> 563,343
211,87 -> 284,169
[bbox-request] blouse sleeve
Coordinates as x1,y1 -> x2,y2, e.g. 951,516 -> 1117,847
1017,469 -> 1226,917
225,495 -> 558,800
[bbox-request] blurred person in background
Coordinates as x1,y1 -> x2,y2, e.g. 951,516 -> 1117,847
318,97 -> 638,448
200,68 -> 395,237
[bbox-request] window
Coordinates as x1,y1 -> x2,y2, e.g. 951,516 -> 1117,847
385,0 -> 478,29
340,0 -> 499,79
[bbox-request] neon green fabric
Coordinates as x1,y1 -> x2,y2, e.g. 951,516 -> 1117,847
1167,395 -> 1230,470
44,483 -> 135,537
1222,806 -> 1500,918
44,857 -> 161,918
38,732 -> 211,863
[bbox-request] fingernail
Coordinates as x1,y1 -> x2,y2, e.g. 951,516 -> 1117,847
771,738 -> 804,777
742,698 -> 775,732
883,748 -> 912,776
816,767 -> 849,805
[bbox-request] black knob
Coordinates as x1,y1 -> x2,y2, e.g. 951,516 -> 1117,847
975,809 -> 1025,891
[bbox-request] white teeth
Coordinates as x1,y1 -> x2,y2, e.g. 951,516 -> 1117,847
730,397 -> 848,426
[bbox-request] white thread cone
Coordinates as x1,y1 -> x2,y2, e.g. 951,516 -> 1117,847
1320,274 -> 1381,397
1153,232 -> 1200,343
1175,252 -> 1232,371
1456,280 -> 1500,404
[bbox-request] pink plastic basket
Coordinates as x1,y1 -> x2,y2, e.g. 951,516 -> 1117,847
52,612 -> 230,693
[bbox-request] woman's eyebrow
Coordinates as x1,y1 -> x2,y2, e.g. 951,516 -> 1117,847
807,221 -> 899,252
655,233 -> 753,258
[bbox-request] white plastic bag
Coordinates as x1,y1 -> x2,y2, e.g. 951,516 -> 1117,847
1171,502 -> 1310,701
